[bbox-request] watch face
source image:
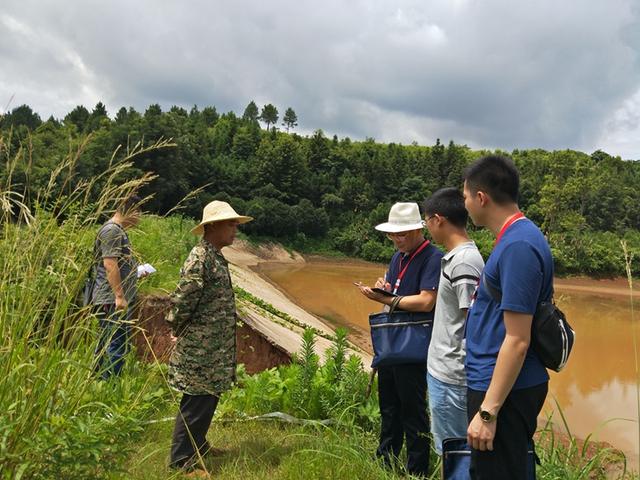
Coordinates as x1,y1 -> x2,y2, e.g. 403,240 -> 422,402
479,409 -> 493,422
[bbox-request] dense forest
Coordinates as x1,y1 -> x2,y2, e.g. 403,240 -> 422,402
2,101 -> 640,276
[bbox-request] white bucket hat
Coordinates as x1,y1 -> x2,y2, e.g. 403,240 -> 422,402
375,202 -> 425,233
191,200 -> 253,235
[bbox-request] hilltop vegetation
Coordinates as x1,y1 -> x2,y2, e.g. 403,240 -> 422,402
2,101 -> 640,278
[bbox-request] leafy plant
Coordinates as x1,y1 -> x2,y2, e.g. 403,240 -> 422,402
218,328 -> 379,429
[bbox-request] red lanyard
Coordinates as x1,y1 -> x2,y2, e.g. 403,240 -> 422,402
494,212 -> 525,246
392,239 -> 430,294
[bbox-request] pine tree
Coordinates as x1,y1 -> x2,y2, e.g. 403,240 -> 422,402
242,101 -> 259,123
282,107 -> 298,132
259,104 -> 278,130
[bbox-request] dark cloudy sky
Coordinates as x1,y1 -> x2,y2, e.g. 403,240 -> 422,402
2,0 -> 640,159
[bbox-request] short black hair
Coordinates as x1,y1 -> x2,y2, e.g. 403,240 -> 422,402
117,194 -> 142,214
463,155 -> 519,205
423,188 -> 468,228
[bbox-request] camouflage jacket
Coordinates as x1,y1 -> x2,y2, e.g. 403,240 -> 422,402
166,239 -> 237,395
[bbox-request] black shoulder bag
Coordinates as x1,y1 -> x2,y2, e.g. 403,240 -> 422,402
483,273 -> 575,372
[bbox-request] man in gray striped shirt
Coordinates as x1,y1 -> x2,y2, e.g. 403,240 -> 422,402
424,188 -> 485,455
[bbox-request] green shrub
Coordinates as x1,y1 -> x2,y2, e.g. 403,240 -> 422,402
360,239 -> 394,263
219,329 -> 379,429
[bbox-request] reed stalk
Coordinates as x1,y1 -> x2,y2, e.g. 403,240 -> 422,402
0,132 -> 174,478
622,240 -> 640,475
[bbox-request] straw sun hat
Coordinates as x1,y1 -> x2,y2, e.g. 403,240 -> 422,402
374,202 -> 425,233
191,200 -> 253,235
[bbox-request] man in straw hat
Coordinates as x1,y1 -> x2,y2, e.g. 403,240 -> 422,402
166,200 -> 252,477
357,202 -> 443,477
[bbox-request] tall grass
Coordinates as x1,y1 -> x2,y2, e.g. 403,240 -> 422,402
536,400 -> 632,479
623,240 -> 640,475
128,215 -> 199,293
0,133 -> 174,478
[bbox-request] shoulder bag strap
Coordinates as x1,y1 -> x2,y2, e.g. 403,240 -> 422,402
388,295 -> 404,315
482,271 -> 502,303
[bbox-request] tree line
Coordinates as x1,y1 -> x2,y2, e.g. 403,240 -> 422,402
2,101 -> 640,277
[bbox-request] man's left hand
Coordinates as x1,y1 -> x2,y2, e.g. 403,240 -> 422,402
467,412 -> 496,451
357,285 -> 388,304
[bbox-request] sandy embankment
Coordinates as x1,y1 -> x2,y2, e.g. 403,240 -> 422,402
555,276 -> 638,298
223,240 -> 373,368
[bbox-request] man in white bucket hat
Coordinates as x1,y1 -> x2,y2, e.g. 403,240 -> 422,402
357,201 -> 443,478
166,200 -> 252,477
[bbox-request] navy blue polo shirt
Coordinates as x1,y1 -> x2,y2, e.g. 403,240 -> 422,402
465,219 -> 551,391
386,241 -> 443,319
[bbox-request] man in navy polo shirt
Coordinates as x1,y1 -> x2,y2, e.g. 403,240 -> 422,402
463,155 -> 551,479
358,202 -> 443,478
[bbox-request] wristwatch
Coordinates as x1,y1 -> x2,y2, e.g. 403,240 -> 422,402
478,407 -> 497,423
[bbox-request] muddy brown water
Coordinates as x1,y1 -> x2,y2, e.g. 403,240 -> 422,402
258,257 -> 640,460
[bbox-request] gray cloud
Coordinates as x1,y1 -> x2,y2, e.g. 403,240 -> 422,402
1,0 -> 640,158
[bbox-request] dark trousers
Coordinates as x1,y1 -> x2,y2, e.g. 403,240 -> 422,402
467,382 -> 548,480
376,363 -> 430,477
170,393 -> 220,469
94,304 -> 131,379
